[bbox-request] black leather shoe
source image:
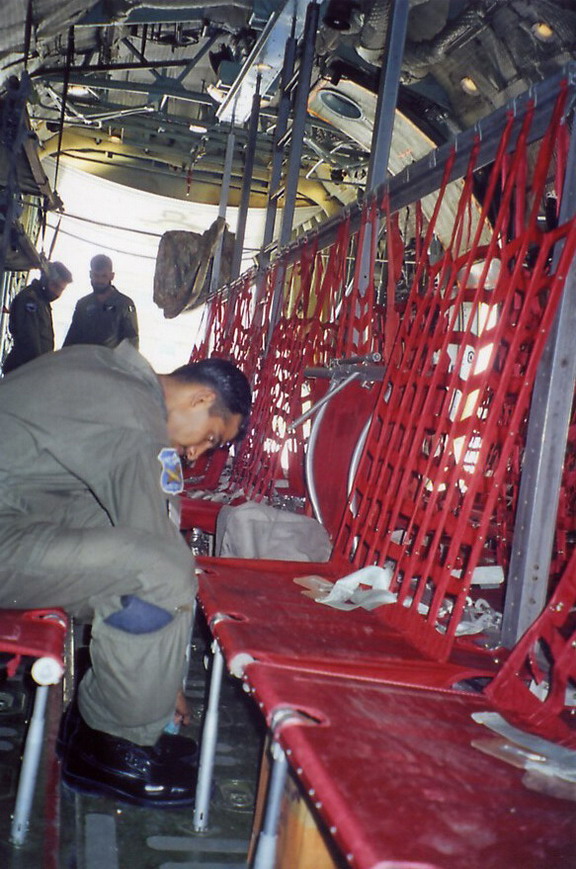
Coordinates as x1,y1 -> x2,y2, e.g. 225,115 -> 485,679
61,719 -> 197,808
58,699 -> 198,765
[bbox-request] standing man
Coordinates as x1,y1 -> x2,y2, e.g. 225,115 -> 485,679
0,344 -> 251,806
63,253 -> 139,349
2,260 -> 73,374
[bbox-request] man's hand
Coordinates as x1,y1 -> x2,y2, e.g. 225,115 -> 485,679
174,689 -> 191,727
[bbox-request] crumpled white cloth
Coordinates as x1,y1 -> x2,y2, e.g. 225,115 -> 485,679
294,564 -> 397,611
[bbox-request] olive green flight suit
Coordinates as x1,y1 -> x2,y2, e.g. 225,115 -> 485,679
0,342 -> 195,745
63,286 -> 139,349
2,279 -> 55,374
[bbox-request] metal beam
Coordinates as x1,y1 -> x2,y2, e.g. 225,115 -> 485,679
258,26 -> 297,274
354,0 -> 409,342
216,0 -> 311,124
266,1 -> 319,343
501,109 -> 576,646
32,58 -> 212,77
210,126 -> 235,292
76,2 -> 234,27
366,0 -> 410,193
231,76 -> 261,280
278,1 -> 320,250
40,73 -> 214,106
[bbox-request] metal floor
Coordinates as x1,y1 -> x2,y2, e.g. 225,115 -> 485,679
0,615 -> 266,869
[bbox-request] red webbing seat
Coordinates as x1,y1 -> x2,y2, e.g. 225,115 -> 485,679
244,661 -> 575,869
196,92 -> 576,663
192,87 -> 575,833
197,558 -> 500,685
0,608 -> 67,682
0,608 -> 68,845
245,545 -> 576,867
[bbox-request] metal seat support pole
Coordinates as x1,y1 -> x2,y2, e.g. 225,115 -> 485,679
252,741 -> 289,869
193,642 -> 225,831
210,124 -> 235,294
231,76 -> 262,281
502,112 -> 576,645
10,684 -> 49,846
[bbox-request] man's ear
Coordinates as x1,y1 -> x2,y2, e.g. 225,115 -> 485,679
187,385 -> 216,409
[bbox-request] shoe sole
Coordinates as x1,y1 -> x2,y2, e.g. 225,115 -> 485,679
61,767 -> 196,809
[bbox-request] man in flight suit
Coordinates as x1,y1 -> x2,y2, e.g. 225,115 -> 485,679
0,342 -> 251,806
63,253 -> 139,349
2,261 -> 73,374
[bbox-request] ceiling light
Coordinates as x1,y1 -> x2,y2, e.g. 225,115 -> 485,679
189,122 -> 208,133
109,128 -> 123,143
68,84 -> 90,97
460,76 -> 480,96
531,21 -> 554,41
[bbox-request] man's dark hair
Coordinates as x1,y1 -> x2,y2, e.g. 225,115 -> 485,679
169,358 -> 252,440
45,261 -> 73,284
90,254 -> 113,271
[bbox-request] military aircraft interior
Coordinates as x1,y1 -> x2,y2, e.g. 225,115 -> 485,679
0,0 -> 576,867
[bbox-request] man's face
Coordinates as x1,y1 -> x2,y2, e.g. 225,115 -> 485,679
90,265 -> 114,294
166,393 -> 242,463
46,278 -> 70,302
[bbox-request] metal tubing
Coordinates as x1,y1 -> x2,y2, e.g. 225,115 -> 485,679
278,1 -> 320,251
10,685 -> 49,845
354,0 -> 409,348
231,76 -> 261,280
291,372 -> 361,430
366,0 -> 410,192
252,743 -> 289,869
210,126 -> 235,292
193,642 -> 225,831
266,2 -> 320,344
501,111 -> 576,645
259,29 -> 297,270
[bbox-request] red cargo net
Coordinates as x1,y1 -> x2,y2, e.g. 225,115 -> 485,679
334,88 -> 576,660
485,545 -> 576,749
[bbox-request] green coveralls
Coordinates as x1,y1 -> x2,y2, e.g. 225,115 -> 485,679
0,342 -> 195,745
2,279 -> 56,374
63,286 -> 139,349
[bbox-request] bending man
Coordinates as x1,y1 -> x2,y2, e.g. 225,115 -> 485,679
0,342 -> 251,807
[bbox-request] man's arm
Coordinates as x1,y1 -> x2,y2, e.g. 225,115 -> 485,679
93,435 -> 183,542
8,293 -> 44,362
120,300 -> 139,349
62,305 -> 82,346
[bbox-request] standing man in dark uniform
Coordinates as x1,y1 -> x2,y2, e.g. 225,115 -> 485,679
63,253 -> 139,349
0,344 -> 251,807
2,260 -> 73,374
